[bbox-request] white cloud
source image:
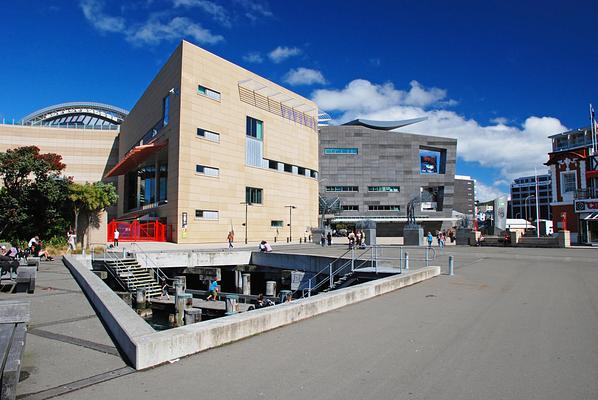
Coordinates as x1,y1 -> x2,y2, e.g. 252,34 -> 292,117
172,0 -> 231,27
476,181 -> 508,203
80,0 -> 224,46
80,0 -> 125,33
126,16 -> 223,46
284,68 -> 326,86
233,0 -> 273,22
268,46 -> 301,63
490,117 -> 509,124
312,78 -> 568,182
243,51 -> 264,63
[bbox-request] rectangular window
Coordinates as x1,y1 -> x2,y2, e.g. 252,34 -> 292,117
246,116 -> 264,140
297,167 -> 306,176
271,220 -> 283,227
268,160 -> 278,170
324,148 -> 358,155
368,186 -> 400,192
246,187 -> 263,204
162,95 -> 170,127
196,165 -> 219,177
325,186 -> 359,192
341,205 -> 359,211
283,163 -> 293,173
197,128 -> 220,143
368,205 -> 401,211
561,171 -> 577,195
310,170 -> 318,179
198,85 -> 221,101
195,210 -> 219,220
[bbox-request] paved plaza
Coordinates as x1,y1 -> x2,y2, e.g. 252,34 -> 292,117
2,245 -> 597,400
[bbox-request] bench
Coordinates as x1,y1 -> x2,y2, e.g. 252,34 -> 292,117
0,300 -> 30,400
0,267 -> 36,295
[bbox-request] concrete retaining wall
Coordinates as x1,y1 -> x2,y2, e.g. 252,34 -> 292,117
65,254 -> 439,370
134,250 -> 252,269
63,256 -> 155,366
134,266 -> 440,369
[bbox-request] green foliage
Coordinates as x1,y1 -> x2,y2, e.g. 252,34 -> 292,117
68,181 -> 118,246
0,146 -> 71,240
46,235 -> 68,247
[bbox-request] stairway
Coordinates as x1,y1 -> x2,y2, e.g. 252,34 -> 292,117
322,271 -> 356,292
104,258 -> 162,300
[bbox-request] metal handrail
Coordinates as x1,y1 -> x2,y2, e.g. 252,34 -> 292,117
128,242 -> 171,284
101,248 -> 133,292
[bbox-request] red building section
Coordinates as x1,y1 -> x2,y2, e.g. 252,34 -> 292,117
107,220 -> 170,242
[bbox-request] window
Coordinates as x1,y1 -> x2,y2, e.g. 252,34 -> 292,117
271,220 -> 283,227
195,210 -> 219,220
246,116 -> 263,140
298,167 -> 306,176
342,205 -> 359,211
326,186 -> 358,192
368,205 -> 401,211
561,171 -> 577,196
283,163 -> 292,173
198,85 -> 221,101
324,148 -> 358,155
197,128 -> 220,143
310,170 -> 318,179
268,160 -> 278,170
246,187 -> 263,204
196,165 -> 219,177
419,147 -> 447,174
368,186 -> 400,192
162,95 -> 170,127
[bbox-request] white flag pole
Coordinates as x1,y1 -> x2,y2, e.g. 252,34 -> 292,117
534,168 -> 540,237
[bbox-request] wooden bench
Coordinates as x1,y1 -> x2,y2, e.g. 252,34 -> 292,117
0,300 -> 30,400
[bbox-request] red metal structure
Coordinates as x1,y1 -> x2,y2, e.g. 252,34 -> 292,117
107,220 -> 169,242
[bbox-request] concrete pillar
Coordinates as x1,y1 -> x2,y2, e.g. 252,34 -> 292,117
174,277 -> 184,297
175,293 -> 192,327
234,270 -> 242,293
135,289 -> 146,308
174,275 -> 186,292
242,273 -> 251,295
266,281 -> 277,296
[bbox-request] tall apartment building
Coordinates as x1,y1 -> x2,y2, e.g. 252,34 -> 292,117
318,119 -> 457,235
107,41 -> 319,243
546,126 -> 598,244
453,175 -> 475,221
509,173 -> 552,221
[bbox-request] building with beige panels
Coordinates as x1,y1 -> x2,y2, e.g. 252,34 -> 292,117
108,40 -> 319,243
0,102 -> 124,244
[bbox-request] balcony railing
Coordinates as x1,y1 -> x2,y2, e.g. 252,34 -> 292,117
575,188 -> 598,200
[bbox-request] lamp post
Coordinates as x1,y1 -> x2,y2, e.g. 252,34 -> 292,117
285,205 -> 296,242
524,195 -> 535,230
240,202 -> 252,244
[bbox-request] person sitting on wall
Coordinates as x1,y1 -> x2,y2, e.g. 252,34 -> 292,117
259,240 -> 272,252
347,231 -> 356,249
503,229 -> 512,246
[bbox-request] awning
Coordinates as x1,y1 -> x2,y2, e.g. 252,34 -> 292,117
583,212 -> 598,220
105,141 -> 167,178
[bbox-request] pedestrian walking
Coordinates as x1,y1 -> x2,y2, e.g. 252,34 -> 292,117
326,232 -> 332,246
227,231 -> 234,249
320,232 -> 326,247
438,231 -> 445,248
113,228 -> 120,247
67,231 -> 76,253
427,232 -> 433,248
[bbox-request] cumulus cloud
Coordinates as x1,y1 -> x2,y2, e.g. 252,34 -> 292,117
80,0 -> 125,33
126,16 -> 223,46
268,46 -> 301,63
80,0 -> 223,46
312,78 -> 568,181
476,181 -> 508,203
284,68 -> 326,86
243,51 -> 264,63
172,0 -> 231,27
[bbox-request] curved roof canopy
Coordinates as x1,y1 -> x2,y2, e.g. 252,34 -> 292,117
342,117 -> 427,130
22,102 -> 129,130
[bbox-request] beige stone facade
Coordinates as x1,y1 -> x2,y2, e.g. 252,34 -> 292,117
117,41 -> 319,243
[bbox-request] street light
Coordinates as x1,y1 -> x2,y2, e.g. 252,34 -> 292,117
285,205 -> 296,242
240,202 -> 252,244
524,195 -> 535,229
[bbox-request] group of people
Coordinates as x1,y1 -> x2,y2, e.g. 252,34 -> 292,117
426,230 -> 449,248
320,232 -> 332,247
0,235 -> 56,279
347,229 -> 367,249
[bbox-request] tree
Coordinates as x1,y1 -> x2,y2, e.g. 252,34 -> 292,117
68,182 -> 118,247
0,146 -> 70,240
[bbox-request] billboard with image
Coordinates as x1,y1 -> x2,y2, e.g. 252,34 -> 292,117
420,149 -> 440,174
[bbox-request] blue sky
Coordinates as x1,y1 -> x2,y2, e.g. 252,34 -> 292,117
1,0 -> 597,200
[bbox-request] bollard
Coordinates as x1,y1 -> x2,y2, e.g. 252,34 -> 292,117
242,273 -> 251,295
135,288 -> 146,309
265,281 -> 277,296
405,252 -> 409,270
300,237 -> 302,244
274,236 -> 277,243
448,255 -> 454,276
425,247 -> 429,267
